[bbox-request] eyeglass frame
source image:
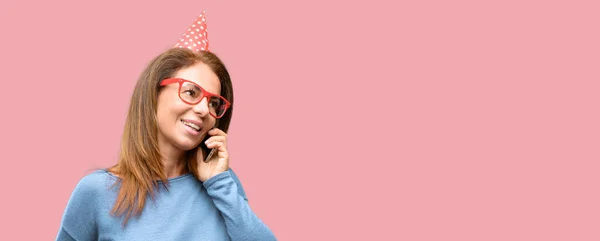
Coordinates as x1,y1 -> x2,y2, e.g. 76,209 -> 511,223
159,78 -> 231,119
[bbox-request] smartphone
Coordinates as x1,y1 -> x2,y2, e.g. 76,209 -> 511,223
204,146 -> 217,163
202,125 -> 217,163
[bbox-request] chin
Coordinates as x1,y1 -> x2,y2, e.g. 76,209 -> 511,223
176,140 -> 201,151
176,134 -> 206,151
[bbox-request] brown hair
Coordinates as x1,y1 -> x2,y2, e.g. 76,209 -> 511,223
108,48 -> 234,225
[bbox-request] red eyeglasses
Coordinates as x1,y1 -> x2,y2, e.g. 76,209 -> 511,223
160,78 -> 231,118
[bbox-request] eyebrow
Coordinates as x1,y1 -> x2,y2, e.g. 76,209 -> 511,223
180,78 -> 221,95
187,84 -> 201,90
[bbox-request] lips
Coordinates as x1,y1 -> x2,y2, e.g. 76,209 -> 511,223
181,119 -> 202,132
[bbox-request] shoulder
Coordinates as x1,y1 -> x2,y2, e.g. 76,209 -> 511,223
61,170 -> 113,219
69,169 -> 113,203
58,170 -> 109,239
227,168 -> 248,201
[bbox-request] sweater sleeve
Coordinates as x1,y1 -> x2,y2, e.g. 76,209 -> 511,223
203,169 -> 277,241
56,174 -> 99,241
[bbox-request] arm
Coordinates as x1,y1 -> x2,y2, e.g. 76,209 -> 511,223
56,174 -> 99,241
203,169 -> 277,241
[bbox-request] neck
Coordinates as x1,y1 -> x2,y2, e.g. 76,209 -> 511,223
158,138 -> 189,179
162,155 -> 188,179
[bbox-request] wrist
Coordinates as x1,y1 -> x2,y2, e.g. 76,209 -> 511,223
202,170 -> 231,188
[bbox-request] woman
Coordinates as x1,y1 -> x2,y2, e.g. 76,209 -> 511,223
55,47 -> 277,241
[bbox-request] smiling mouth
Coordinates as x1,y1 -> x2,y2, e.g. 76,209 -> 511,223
181,120 -> 201,132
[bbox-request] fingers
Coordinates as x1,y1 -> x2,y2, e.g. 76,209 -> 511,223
205,136 -> 226,148
204,128 -> 228,162
205,128 -> 227,148
206,141 -> 227,153
205,128 -> 226,141
205,135 -> 226,144
214,142 -> 229,161
209,128 -> 227,136
203,141 -> 228,163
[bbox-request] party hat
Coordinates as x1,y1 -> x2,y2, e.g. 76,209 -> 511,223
174,10 -> 210,52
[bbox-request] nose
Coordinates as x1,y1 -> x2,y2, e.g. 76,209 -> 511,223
192,97 -> 211,116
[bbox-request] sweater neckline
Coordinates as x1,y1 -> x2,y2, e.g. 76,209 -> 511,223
101,169 -> 195,183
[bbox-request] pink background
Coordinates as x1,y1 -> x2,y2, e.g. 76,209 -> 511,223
0,0 -> 598,240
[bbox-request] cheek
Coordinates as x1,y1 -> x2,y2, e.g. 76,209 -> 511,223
157,95 -> 186,120
156,103 -> 170,124
200,116 -> 216,131
156,97 -> 181,131
155,109 -> 171,135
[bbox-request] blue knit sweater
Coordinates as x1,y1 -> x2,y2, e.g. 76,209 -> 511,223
55,169 -> 276,241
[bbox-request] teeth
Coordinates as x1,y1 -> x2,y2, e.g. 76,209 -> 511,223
182,120 -> 200,131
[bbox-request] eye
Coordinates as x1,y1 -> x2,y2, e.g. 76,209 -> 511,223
209,98 -> 221,108
183,89 -> 197,96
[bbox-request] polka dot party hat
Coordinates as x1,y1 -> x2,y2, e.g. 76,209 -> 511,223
174,10 -> 210,52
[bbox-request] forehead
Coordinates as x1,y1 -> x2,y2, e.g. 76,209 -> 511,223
173,62 -> 220,94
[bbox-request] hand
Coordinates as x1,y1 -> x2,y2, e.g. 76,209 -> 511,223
196,128 -> 230,182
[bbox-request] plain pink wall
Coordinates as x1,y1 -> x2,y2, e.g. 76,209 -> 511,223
0,0 -> 598,240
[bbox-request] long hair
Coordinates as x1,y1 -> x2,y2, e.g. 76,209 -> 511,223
109,48 -> 234,226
